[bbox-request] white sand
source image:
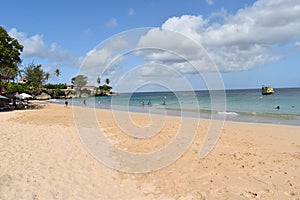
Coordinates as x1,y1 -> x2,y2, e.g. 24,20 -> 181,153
0,103 -> 299,199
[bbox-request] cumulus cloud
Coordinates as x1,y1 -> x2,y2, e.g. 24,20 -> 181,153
8,28 -> 79,68
4,0 -> 299,90
294,41 -> 300,48
106,18 -> 118,28
205,0 -> 214,5
70,0 -> 300,89
79,35 -> 130,84
136,28 -> 215,74
9,28 -> 47,58
114,63 -> 196,92
128,8 -> 135,16
148,0 -> 300,72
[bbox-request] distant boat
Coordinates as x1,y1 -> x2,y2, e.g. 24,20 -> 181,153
262,85 -> 274,95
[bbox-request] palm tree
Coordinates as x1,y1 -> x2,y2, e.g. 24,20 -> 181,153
45,73 -> 50,83
55,69 -> 60,77
54,68 -> 61,84
97,77 -> 101,86
105,78 -> 110,85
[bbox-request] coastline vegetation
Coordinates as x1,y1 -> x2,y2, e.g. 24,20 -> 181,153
0,26 -> 115,100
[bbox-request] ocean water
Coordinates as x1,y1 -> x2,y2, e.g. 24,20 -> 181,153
65,88 -> 300,126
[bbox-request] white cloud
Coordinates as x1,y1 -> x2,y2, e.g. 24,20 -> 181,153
9,28 -> 47,58
128,8 -> 135,16
114,63 -> 196,92
8,28 -> 79,68
106,18 -> 118,28
156,0 -> 300,72
136,28 -> 214,74
205,0 -> 214,5
83,0 -> 300,88
79,35 -> 130,84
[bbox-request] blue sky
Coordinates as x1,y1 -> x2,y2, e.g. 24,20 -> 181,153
1,0 -> 300,91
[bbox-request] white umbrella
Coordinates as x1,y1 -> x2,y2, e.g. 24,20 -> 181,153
15,93 -> 32,99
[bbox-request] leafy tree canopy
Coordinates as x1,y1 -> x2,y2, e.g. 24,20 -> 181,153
99,84 -> 112,91
44,83 -> 67,89
71,75 -> 87,88
0,26 -> 23,80
7,82 -> 30,94
24,62 -> 46,85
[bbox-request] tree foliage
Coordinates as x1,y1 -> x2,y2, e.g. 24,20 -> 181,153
54,68 -> 61,77
97,77 -> 101,85
24,62 -> 46,85
44,83 -> 67,89
0,26 -> 23,80
45,72 -> 50,82
71,75 -> 88,98
105,78 -> 110,85
99,84 -> 112,91
71,75 -> 88,88
7,82 -> 30,94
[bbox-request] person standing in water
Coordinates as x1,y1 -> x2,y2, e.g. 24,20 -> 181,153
140,101 -> 145,107
147,100 -> 152,107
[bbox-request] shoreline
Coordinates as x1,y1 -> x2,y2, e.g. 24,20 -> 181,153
1,102 -> 299,199
47,98 -> 300,127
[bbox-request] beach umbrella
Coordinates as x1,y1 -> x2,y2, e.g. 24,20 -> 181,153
15,93 -> 32,99
20,93 -> 32,98
0,95 -> 8,99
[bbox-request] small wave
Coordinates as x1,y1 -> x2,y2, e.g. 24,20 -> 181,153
218,111 -> 239,116
46,99 -> 57,102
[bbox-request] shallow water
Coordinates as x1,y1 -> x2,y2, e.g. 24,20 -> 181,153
61,88 -> 300,126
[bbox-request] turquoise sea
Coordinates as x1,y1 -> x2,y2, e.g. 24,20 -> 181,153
63,88 -> 300,126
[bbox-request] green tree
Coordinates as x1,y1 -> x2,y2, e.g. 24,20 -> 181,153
7,82 -> 30,94
54,68 -> 60,77
45,72 -> 50,83
24,62 -> 46,85
71,75 -> 88,97
54,68 -> 61,83
97,77 -> 101,86
0,26 -> 24,81
99,84 -> 112,91
105,78 -> 110,85
17,69 -> 25,82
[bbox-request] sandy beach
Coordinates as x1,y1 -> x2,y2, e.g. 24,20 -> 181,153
0,102 -> 299,199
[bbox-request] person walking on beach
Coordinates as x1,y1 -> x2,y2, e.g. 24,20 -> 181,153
83,99 -> 86,106
64,98 -> 68,108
